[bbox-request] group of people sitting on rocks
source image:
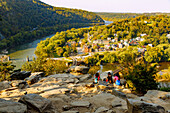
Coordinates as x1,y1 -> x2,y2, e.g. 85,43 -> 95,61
94,71 -> 121,87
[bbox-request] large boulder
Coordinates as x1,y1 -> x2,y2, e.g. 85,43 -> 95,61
144,90 -> 170,99
87,93 -> 116,108
25,72 -> 45,85
144,90 -> 170,111
0,81 -> 11,91
79,74 -> 92,82
19,94 -> 54,113
11,80 -> 28,89
74,66 -> 89,74
112,97 -> 127,108
10,71 -> 31,80
67,66 -> 76,72
127,99 -> 165,113
0,98 -> 27,113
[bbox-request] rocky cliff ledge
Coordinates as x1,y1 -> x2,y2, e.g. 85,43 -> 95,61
0,72 -> 169,113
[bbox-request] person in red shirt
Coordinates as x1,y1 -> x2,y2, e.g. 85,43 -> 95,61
94,72 -> 100,84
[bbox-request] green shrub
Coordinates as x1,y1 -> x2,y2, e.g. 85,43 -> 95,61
88,66 -> 100,75
122,59 -> 158,94
159,87 -> 170,92
22,58 -> 68,76
0,61 -> 15,81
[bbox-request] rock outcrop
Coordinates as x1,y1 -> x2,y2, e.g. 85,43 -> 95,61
0,72 -> 169,113
127,99 -> 165,113
19,94 -> 55,113
0,81 -> 11,91
0,98 -> 27,113
10,71 -> 31,80
68,66 -> 89,74
11,80 -> 28,89
25,72 -> 45,85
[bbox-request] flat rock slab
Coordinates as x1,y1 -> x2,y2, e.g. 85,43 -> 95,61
94,107 -> 109,113
127,99 -> 165,113
144,90 -> 170,99
71,101 -> 90,107
0,98 -> 27,113
112,89 -> 127,99
62,111 -> 79,113
19,94 -> 52,112
48,74 -> 77,78
40,88 -> 70,98
0,81 -> 12,91
87,93 -> 116,108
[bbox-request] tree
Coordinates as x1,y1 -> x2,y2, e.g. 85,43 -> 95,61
22,58 -> 67,76
63,52 -> 69,58
122,59 -> 158,94
0,62 -> 15,81
0,15 -> 2,21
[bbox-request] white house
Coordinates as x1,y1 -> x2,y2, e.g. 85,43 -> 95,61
118,43 -> 123,48
120,40 -> 124,43
114,34 -> 117,36
141,33 -> 147,37
136,37 -> 141,41
112,39 -> 115,42
107,37 -> 112,41
124,42 -> 129,47
148,44 -> 153,47
167,34 -> 170,39
136,37 -> 145,41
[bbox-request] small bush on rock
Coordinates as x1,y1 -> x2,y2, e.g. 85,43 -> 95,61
122,59 -> 158,94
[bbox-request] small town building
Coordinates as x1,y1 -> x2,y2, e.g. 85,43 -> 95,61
141,33 -> 147,37
103,40 -> 110,45
148,44 -> 153,47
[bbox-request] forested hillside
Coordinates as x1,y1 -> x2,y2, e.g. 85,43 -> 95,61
96,12 -> 170,21
35,15 -> 170,61
0,0 -> 104,50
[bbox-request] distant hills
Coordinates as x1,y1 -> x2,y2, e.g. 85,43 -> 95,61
0,0 -> 104,50
96,12 -> 170,21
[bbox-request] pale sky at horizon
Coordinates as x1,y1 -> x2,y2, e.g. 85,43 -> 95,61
40,0 -> 170,13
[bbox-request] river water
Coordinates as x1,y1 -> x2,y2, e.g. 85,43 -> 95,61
8,34 -> 55,69
8,21 -> 113,69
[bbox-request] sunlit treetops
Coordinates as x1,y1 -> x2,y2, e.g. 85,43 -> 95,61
35,15 -> 169,58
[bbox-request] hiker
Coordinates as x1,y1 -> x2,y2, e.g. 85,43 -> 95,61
113,72 -> 121,86
94,72 -> 100,84
106,72 -> 113,84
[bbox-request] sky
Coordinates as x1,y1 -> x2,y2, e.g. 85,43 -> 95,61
40,0 -> 170,13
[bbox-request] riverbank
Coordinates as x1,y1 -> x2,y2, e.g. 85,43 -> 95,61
6,21 -> 112,69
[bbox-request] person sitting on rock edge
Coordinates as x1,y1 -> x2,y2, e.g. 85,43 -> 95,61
94,72 -> 100,84
106,72 -> 113,84
114,72 -> 121,86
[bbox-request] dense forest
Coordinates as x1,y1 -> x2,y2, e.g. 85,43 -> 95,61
35,15 -> 170,61
96,12 -> 170,21
0,0 -> 104,50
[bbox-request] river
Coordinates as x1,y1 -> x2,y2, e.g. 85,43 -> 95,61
8,34 -> 55,69
8,21 -> 113,69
